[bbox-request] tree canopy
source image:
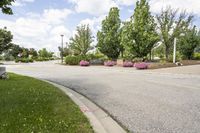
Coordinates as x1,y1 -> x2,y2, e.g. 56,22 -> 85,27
97,7 -> 122,60
0,27 -> 13,54
178,26 -> 200,59
0,0 -> 14,14
69,25 -> 93,56
121,0 -> 159,59
156,7 -> 193,60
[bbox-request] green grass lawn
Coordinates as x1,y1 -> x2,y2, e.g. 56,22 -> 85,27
0,73 -> 93,133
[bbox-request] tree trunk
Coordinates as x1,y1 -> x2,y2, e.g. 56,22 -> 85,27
149,50 -> 152,61
165,47 -> 170,60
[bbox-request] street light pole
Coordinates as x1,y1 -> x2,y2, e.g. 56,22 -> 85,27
61,34 -> 64,64
173,37 -> 177,64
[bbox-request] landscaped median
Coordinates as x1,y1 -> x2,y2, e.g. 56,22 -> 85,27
0,73 -> 93,133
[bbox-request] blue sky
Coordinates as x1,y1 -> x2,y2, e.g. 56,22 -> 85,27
0,0 -> 200,53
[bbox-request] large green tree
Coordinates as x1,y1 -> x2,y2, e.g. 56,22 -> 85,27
178,26 -> 200,59
0,27 -> 13,54
69,24 -> 93,55
29,48 -> 38,58
0,0 -> 14,14
121,0 -> 159,59
38,48 -> 53,58
156,7 -> 193,60
97,7 -> 122,60
9,44 -> 23,58
58,44 -> 72,57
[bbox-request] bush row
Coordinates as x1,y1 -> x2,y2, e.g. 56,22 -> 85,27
35,57 -> 54,62
65,55 -> 149,69
194,53 -> 200,60
15,58 -> 34,63
15,57 -> 55,63
65,55 -> 105,65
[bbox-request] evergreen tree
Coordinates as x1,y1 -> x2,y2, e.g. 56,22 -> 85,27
97,7 -> 122,60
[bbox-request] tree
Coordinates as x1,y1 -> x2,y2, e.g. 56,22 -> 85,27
38,48 -> 53,58
0,27 -> 13,54
29,48 -> 38,58
156,7 -> 193,60
97,7 -> 121,60
69,25 -> 93,56
121,0 -> 159,60
9,44 -> 23,58
58,45 -> 72,57
0,0 -> 14,14
178,26 -> 200,59
38,48 -> 49,58
21,48 -> 29,58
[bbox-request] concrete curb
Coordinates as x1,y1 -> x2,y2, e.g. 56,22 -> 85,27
45,80 -> 126,133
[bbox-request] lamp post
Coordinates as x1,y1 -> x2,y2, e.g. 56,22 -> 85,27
60,34 -> 64,64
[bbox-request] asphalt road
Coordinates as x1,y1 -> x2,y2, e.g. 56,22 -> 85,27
3,61 -> 200,133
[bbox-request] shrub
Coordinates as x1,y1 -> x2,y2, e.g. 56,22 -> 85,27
0,56 -> 3,61
193,53 -> 200,60
133,58 -> 143,62
15,58 -> 33,63
123,61 -> 134,67
168,52 -> 182,62
35,58 -> 51,62
80,60 -> 90,66
49,57 -> 54,60
35,58 -> 44,62
29,59 -> 34,63
90,59 -> 104,65
104,61 -> 116,67
3,55 -> 15,61
65,56 -> 82,65
87,54 -> 104,60
134,62 -> 148,69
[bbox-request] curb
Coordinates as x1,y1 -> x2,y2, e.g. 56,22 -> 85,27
45,80 -> 126,133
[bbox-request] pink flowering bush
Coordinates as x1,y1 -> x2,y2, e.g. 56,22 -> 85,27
134,62 -> 148,69
104,61 -> 116,67
79,60 -> 90,66
123,61 -> 134,67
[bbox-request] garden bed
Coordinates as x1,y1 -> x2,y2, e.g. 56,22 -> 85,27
148,60 -> 200,69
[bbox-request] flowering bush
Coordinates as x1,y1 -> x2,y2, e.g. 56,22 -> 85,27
134,62 -> 148,69
79,60 -> 90,66
104,61 -> 116,67
123,61 -> 134,67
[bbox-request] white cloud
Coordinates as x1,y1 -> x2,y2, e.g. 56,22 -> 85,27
79,15 -> 105,33
13,0 -> 35,7
0,8 -> 72,52
42,9 -> 72,25
150,0 -> 200,16
69,0 -> 118,16
117,0 -> 137,6
77,15 -> 106,46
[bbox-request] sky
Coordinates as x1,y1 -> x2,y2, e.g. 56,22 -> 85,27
0,0 -> 200,53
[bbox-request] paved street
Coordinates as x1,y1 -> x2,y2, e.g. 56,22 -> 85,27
2,61 -> 200,133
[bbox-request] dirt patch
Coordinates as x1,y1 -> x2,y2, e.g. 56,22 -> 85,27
148,60 -> 200,69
